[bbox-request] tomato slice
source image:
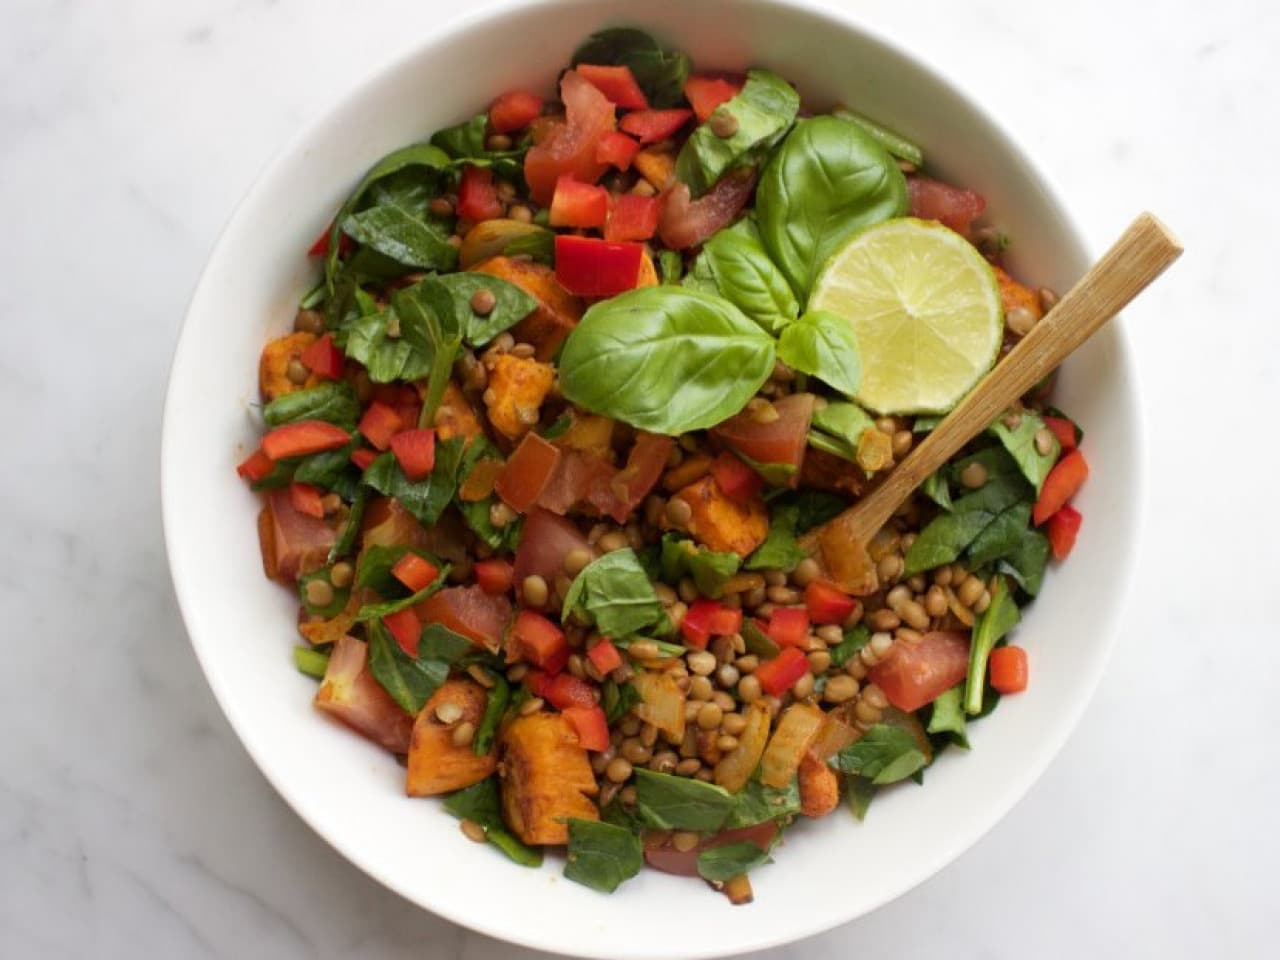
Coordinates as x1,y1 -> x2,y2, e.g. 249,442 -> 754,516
414,585 -> 512,653
868,630 -> 970,712
524,70 -> 616,206
263,488 -> 336,581
657,165 -> 758,250
489,89 -> 543,133
315,636 -> 413,753
711,393 -> 815,487
495,432 -> 562,512
683,74 -> 743,123
575,63 -> 649,110
907,176 -> 986,236
588,432 -> 675,523
512,507 -> 592,587
644,821 -> 778,877
604,193 -> 660,242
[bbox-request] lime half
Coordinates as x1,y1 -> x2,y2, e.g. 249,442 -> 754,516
809,217 -> 1002,415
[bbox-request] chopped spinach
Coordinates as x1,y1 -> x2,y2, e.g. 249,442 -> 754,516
903,476 -> 1030,576
926,685 -> 969,748
562,548 -> 670,638
723,777 -> 801,828
262,382 -> 360,430
429,273 -> 539,347
602,679 -> 641,725
442,778 -> 543,867
991,411 -> 1059,493
365,620 -> 450,714
362,436 -> 466,527
829,624 -> 870,668
832,724 -> 928,785
327,486 -> 367,563
965,577 -> 1019,715
472,671 -> 509,756
744,503 -> 806,573
571,27 -> 690,107
564,819 -> 644,893
633,768 -> 736,832
697,839 -> 775,883
298,568 -> 350,619
846,775 -> 875,821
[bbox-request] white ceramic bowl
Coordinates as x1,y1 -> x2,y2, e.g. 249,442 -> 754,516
162,1 -> 1141,956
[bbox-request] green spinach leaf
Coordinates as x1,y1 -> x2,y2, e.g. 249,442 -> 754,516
723,777 -> 801,828
563,549 -> 670,638
343,306 -> 434,384
602,679 -> 640,725
431,114 -> 489,158
683,219 -> 798,335
633,768 -> 736,832
361,436 -> 465,527
991,412 -> 1059,493
355,544 -> 438,596
697,840 -> 775,883
744,503 -> 807,573
473,671 -> 509,756
926,685 -> 969,747
921,470 -> 953,511
964,577 -> 1019,715
777,310 -> 862,395
832,107 -> 924,167
829,624 -> 870,668
298,569 -> 350,619
846,775 -> 875,821
429,273 -> 539,346
263,382 -> 360,430
832,724 -> 927,784
341,204 -> 457,272
365,620 -> 450,714
571,28 -> 690,107
564,819 -> 644,893
355,575 -> 448,621
658,249 -> 684,284
442,778 -> 543,867
327,486 -> 368,563
659,535 -> 741,598
997,528 -> 1050,596
903,476 -> 1030,576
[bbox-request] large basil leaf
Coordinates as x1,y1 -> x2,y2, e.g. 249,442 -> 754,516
558,286 -> 776,434
991,412 -> 1060,494
262,382 -> 360,430
758,116 -> 908,301
341,204 -> 457,272
571,28 -> 690,107
832,724 -> 927,784
675,69 -> 800,196
696,840 -> 775,883
562,549 -> 670,638
683,219 -> 798,335
777,310 -> 862,395
442,778 -> 543,867
964,577 -> 1020,715
903,476 -> 1030,576
564,819 -> 644,893
633,769 -> 736,832
361,436 -> 466,527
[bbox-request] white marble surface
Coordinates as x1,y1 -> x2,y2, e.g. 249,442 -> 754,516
2,0 -> 1276,957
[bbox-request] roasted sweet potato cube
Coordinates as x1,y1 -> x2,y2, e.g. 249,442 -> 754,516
430,381 -> 484,442
405,679 -> 497,796
473,256 -> 583,361
259,331 -> 322,402
666,475 -> 769,557
633,147 -> 675,190
994,266 -> 1044,324
484,353 -> 556,441
798,751 -> 840,817
499,712 -> 599,845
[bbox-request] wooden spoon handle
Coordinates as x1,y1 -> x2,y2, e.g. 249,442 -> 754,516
803,211 -> 1182,551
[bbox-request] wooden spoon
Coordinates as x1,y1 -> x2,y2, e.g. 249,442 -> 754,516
800,212 -> 1182,592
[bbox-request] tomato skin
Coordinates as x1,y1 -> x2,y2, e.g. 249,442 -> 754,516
989,645 -> 1029,694
711,392 -> 815,486
1046,503 -> 1083,559
315,636 -> 412,753
683,74 -> 743,122
524,70 -> 616,206
489,89 -> 543,133
604,194 -> 660,242
657,165 -> 757,250
619,108 -> 693,144
644,821 -> 778,877
549,176 -> 610,228
415,585 -> 513,653
907,176 -> 986,236
554,235 -> 644,297
869,630 -> 970,712
512,507 -> 592,587
1033,449 -> 1089,525
357,402 -> 402,451
495,432 -> 561,512
289,482 -> 325,519
575,63 -> 649,109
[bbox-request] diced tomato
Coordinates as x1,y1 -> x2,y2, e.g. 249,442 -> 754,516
261,420 -> 351,460
358,402 -> 403,451
513,507 -> 592,586
595,130 -> 641,171
524,70 -> 616,206
561,704 -> 610,751
554,235 -> 644,297
288,482 -> 325,519
415,585 -> 513,652
683,74 -> 742,123
1033,449 -> 1089,525
1042,415 -> 1079,452
544,672 -> 597,710
549,176 -> 610,228
989,645 -> 1029,694
587,433 -> 675,523
907,176 -> 987,236
236,447 -> 275,483
767,607 -> 810,649
495,432 -> 562,512
604,193 -> 660,242
711,392 -> 815,488
645,821 -> 777,877
457,165 -> 504,222
474,559 -> 515,595
576,63 -> 648,110
306,224 -> 353,258
383,608 -> 422,656
1046,503 -> 1083,559
538,448 -> 611,515
587,638 -> 623,674
351,447 -> 378,471
391,552 -> 439,593
709,451 -> 764,504
299,333 -> 343,379
525,669 -> 552,699
489,89 -> 544,134
261,489 -> 336,581
390,428 -> 436,482
869,630 -> 970,712
620,108 -> 693,144
314,636 -> 412,753
755,646 -> 809,696
804,581 -> 857,625
508,609 -> 569,674
658,165 -> 758,250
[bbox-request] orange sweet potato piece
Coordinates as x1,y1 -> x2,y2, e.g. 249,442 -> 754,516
259,331 -> 322,402
405,679 -> 497,796
637,251 -> 658,287
633,147 -> 675,190
994,266 -> 1043,323
558,413 -> 616,460
666,475 -> 769,557
430,381 -> 483,441
499,712 -> 599,845
473,256 -> 583,360
484,353 -> 556,441
798,751 -> 840,818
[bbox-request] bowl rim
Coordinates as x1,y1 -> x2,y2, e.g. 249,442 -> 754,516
161,0 -> 1146,955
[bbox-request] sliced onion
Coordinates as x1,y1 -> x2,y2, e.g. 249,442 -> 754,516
633,670 -> 687,742
808,711 -> 858,761
759,702 -> 825,788
713,702 -> 770,792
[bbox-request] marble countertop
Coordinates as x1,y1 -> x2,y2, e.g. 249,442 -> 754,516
3,0 -> 1275,956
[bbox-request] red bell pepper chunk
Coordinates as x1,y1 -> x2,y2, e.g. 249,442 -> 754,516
709,605 -> 743,636
804,580 -> 858,625
549,176 -> 610,229
767,607 -> 810,648
604,193 -> 660,242
709,451 -> 764,504
489,89 -> 544,133
595,130 -> 641,171
509,610 -> 569,674
755,646 -> 809,697
389,428 -> 436,482
684,74 -> 743,123
554,235 -> 644,297
495,433 -> 562,513
391,552 -> 439,593
456,165 -> 504,222
681,600 -> 742,649
288,482 -> 325,519
306,224 -> 353,258
383,608 -> 421,657
561,704 -> 610,752
619,108 -> 693,144
474,559 -> 515,595
236,447 -> 275,483
262,420 -> 351,460
576,63 -> 649,110
351,447 -> 378,471
544,672 -> 598,710
1042,415 -> 1079,451
299,333 -> 343,380
1033,449 -> 1089,525
357,402 -> 403,452
525,669 -> 551,699
587,638 -> 623,674
1046,503 -> 1083,559
989,645 -> 1029,694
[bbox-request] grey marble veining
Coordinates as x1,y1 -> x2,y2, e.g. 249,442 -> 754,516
1,0 -> 1275,957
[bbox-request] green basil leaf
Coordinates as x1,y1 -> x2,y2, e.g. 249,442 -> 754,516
964,577 -> 1020,715
744,504 -> 806,573
809,401 -> 874,464
362,437 -> 465,527
298,569 -> 350,618
263,382 -> 360,430
430,273 -> 539,346
832,724 -> 927,785
564,819 -> 644,893
758,116 -> 908,301
341,204 -> 458,272
559,286 -> 776,435
829,624 -> 870,668
563,549 -> 669,638
990,411 -> 1060,494
696,839 -> 774,883
846,774 -> 875,821
903,476 -> 1030,576
683,219 -> 798,335
723,777 -> 801,828
571,28 -> 690,107
442,777 -> 543,867
777,310 -> 862,395
365,620 -> 448,714
926,685 -> 969,748
832,107 -> 924,167
293,645 -> 331,680
633,768 -> 736,832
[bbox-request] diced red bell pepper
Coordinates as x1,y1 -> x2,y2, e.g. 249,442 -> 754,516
288,482 -> 325,519
709,451 -> 764,504
474,559 -> 515,595
683,74 -> 742,123
1033,449 -> 1089,525
262,420 -> 352,460
489,89 -> 544,133
804,580 -> 857,625
383,608 -> 421,656
495,433 -> 562,513
604,193 -> 660,242
358,402 -> 403,452
576,63 -> 649,110
236,447 -> 275,483
989,645 -> 1029,694
619,108 -> 693,144
554,235 -> 644,297
351,447 -> 378,471
390,428 -> 436,482
587,638 -> 623,674
709,605 -> 743,637
457,165 -> 504,222
561,704 -> 610,751
1046,503 -> 1083,559
391,552 -> 439,593
369,383 -> 421,433
549,176 -> 610,228
767,607 -> 810,648
595,130 -> 641,171
509,610 -> 569,674
299,333 -> 343,380
754,646 -> 809,696
681,600 -> 742,649
544,672 -> 598,710
1042,415 -> 1079,451
306,224 -> 353,258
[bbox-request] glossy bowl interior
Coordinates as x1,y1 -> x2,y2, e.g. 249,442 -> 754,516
162,1 -> 1141,956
